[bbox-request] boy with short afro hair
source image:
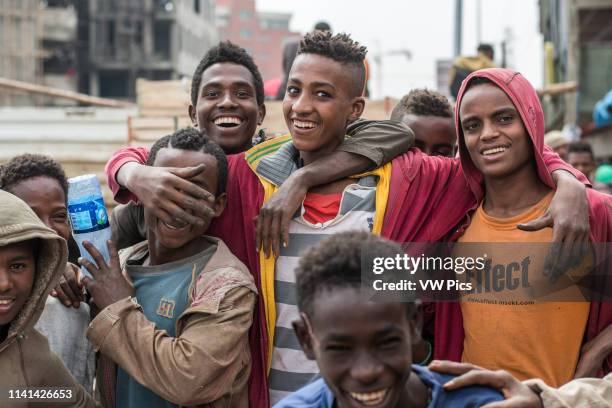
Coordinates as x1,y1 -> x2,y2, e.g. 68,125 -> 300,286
83,128 -> 257,408
190,40 -> 265,108
390,89 -> 456,157
274,231 -> 503,408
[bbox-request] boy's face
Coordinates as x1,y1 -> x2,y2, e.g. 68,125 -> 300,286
295,287 -> 421,408
9,176 -> 70,241
189,62 -> 265,154
0,241 -> 36,327
145,148 -> 226,249
568,152 -> 595,181
283,54 -> 365,159
400,114 -> 456,157
459,83 -> 533,180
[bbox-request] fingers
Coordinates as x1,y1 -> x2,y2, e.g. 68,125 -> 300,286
517,213 -> 552,232
53,285 -> 72,307
259,208 -> 273,258
81,241 -> 108,270
428,360 -> 483,376
59,279 -> 82,307
270,211 -> 282,258
444,369 -> 510,391
106,240 -> 121,272
78,255 -> 102,280
168,166 -> 215,203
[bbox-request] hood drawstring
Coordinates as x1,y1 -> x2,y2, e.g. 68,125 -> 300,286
17,334 -> 31,387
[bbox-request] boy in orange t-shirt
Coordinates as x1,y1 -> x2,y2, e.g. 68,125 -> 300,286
452,70 -> 611,387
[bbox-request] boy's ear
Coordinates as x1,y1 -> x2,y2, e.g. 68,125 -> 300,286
257,103 -> 266,126
409,303 -> 423,341
212,193 -> 227,217
293,318 -> 316,360
188,104 -> 197,126
348,96 -> 366,124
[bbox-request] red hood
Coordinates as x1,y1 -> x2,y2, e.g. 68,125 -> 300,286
455,68 -> 555,198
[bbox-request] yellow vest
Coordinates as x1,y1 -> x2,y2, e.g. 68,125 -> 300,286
244,136 -> 393,370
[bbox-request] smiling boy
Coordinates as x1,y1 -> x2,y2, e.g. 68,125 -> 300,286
274,231 -> 503,408
446,69 -> 612,385
0,190 -> 99,407
0,154 -> 95,392
81,128 -> 257,408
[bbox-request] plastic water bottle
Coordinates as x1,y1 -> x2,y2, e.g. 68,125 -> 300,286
67,175 -> 112,278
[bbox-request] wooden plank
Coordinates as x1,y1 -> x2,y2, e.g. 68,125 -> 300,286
0,77 -> 135,108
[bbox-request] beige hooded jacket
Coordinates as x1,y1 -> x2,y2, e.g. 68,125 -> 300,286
0,190 -> 99,407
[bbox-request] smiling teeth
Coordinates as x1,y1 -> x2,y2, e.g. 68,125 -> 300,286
293,120 -> 316,129
163,220 -> 187,230
214,116 -> 242,125
0,299 -> 14,305
349,388 -> 388,405
483,147 -> 507,155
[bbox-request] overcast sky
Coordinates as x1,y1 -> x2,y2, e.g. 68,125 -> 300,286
257,0 -> 544,98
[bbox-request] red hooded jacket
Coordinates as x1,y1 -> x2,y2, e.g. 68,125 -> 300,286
396,68 -> 612,376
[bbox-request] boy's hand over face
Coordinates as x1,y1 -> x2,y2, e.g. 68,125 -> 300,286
256,170 -> 309,258
517,173 -> 590,281
429,361 -> 543,408
127,164 -> 215,228
50,262 -> 84,308
80,240 -> 134,310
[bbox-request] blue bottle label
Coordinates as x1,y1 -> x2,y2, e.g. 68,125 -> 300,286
68,198 -> 110,234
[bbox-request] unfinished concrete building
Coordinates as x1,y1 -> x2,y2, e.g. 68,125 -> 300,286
83,0 -> 218,99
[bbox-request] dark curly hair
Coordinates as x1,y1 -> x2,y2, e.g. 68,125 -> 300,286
147,127 -> 228,196
0,154 -> 68,201
390,89 -> 453,120
568,141 -> 594,160
190,41 -> 264,107
296,231 -> 417,317
298,31 -> 367,97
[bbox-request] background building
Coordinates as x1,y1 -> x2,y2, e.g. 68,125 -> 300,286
83,0 -> 217,99
539,0 -> 612,159
0,0 -> 218,104
215,0 -> 300,81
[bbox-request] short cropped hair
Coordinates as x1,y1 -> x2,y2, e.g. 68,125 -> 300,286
477,43 -> 494,57
568,141 -> 595,160
296,231 -> 416,317
390,89 -> 453,120
298,31 -> 367,97
0,154 -> 68,201
190,41 -> 264,107
147,128 -> 228,196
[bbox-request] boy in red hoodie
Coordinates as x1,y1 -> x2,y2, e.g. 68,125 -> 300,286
431,69 -> 611,383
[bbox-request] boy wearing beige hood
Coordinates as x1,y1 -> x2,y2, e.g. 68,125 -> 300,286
0,190 -> 99,407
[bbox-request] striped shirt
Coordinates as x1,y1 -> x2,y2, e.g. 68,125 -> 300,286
256,142 -> 378,404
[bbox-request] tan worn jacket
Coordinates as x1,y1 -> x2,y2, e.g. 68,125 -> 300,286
525,373 -> 612,407
0,190 -> 100,407
88,237 -> 257,408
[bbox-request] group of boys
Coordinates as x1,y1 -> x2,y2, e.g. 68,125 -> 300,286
0,29 -> 610,408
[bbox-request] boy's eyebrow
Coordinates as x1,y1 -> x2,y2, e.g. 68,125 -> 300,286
287,78 -> 336,90
322,326 -> 402,341
202,80 -> 255,89
8,255 -> 32,262
310,81 -> 335,90
461,106 -> 517,125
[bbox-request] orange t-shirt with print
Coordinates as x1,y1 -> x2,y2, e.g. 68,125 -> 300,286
457,192 -> 590,387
